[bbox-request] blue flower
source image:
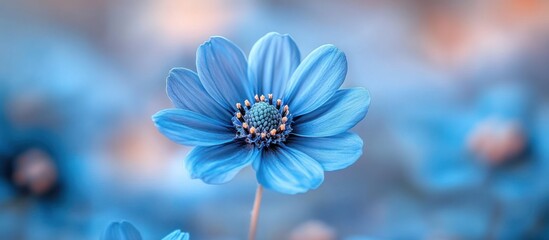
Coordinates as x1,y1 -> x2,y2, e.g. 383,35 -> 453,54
102,221 -> 142,240
153,32 -> 370,194
392,83 -> 549,238
161,230 -> 190,240
0,130 -> 67,201
101,221 -> 189,240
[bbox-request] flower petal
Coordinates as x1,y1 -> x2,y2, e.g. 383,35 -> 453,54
186,142 -> 258,184
283,44 -> 347,116
257,146 -> 324,194
197,37 -> 253,111
153,109 -> 234,146
293,88 -> 370,137
288,132 -> 363,171
248,32 -> 300,98
102,221 -> 142,240
162,230 -> 190,240
167,68 -> 232,121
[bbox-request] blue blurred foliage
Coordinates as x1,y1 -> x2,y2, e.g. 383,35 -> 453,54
1,0 -> 548,239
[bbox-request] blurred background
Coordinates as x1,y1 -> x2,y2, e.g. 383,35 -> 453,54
1,0 -> 548,239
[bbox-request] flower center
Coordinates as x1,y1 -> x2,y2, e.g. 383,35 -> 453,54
247,102 -> 280,132
232,94 -> 293,148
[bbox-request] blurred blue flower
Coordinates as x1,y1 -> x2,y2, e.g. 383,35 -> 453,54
0,131 -> 63,200
0,128 -> 89,238
0,23 -> 125,238
102,221 -> 142,240
393,83 -> 549,238
153,32 -> 370,194
101,221 -> 189,240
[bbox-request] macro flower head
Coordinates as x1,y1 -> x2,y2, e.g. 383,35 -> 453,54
153,32 -> 370,194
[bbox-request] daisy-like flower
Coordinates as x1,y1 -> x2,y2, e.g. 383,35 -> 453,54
101,221 -> 190,240
153,32 -> 370,194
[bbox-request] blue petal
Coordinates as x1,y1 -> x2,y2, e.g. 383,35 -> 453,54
196,37 -> 253,111
162,230 -> 190,240
257,146 -> 324,194
153,109 -> 234,146
293,88 -> 370,137
248,32 -> 300,98
288,132 -> 363,171
167,68 -> 232,121
101,221 -> 142,240
186,142 -> 258,184
283,44 -> 347,116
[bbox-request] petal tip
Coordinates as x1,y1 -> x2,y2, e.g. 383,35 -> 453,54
354,87 -> 371,108
151,111 -> 162,122
168,67 -> 195,78
162,230 -> 190,240
263,32 -> 293,39
200,36 -> 233,48
151,109 -> 170,123
317,44 -> 342,53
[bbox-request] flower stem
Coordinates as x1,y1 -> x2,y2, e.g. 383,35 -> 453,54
248,184 -> 263,240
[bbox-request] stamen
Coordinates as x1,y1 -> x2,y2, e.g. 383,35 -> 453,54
282,105 -> 289,117
268,94 -> 273,104
270,129 -> 277,136
279,124 -> 286,132
254,95 -> 260,102
261,132 -> 266,139
242,122 -> 248,129
236,112 -> 245,122
245,100 -> 251,109
236,103 -> 245,115
281,117 -> 288,124
260,95 -> 266,102
276,99 -> 282,110
250,127 -> 256,138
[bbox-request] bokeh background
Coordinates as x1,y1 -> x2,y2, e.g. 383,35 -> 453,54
1,0 -> 548,239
